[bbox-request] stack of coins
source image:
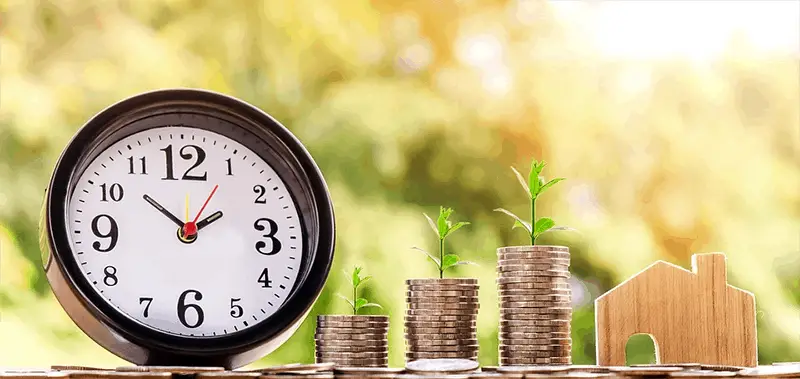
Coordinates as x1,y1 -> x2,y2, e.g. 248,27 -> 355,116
497,246 -> 572,366
405,278 -> 480,362
314,315 -> 389,367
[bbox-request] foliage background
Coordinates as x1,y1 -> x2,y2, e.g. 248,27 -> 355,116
1,0 -> 799,369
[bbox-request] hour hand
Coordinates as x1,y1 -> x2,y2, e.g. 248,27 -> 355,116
142,194 -> 184,227
196,211 -> 223,231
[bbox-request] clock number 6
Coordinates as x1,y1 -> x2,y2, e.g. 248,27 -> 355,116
254,218 -> 281,255
177,289 -> 205,328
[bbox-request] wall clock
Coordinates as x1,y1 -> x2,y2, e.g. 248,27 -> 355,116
39,88 -> 336,369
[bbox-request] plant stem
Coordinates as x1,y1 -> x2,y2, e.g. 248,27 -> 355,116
439,237 -> 444,279
531,195 -> 536,245
353,284 -> 357,315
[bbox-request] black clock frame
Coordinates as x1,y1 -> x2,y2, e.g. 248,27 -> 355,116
39,89 -> 336,369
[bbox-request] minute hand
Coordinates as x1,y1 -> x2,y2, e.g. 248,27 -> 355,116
142,194 -> 183,227
196,211 -> 223,231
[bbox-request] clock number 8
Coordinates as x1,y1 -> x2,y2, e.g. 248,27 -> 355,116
254,218 -> 281,255
103,265 -> 118,286
177,289 -> 204,328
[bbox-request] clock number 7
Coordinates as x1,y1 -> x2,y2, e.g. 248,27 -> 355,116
139,297 -> 153,318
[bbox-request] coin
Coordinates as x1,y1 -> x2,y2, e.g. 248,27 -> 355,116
406,278 -> 478,285
316,345 -> 388,353
314,333 -> 388,340
669,371 -> 736,377
316,357 -> 388,365
499,332 -> 571,339
499,313 -> 568,321
405,296 -> 480,304
406,285 -> 480,292
737,365 -> 800,377
405,358 -> 480,373
196,373 -> 261,379
116,367 -> 225,374
496,365 -> 571,374
498,257 -> 571,265
497,252 -> 570,260
404,325 -> 475,333
404,320 -> 476,328
407,344 -> 481,353
315,327 -> 388,334
499,294 -> 571,302
499,288 -> 572,296
404,314 -> 477,322
318,315 -> 389,322
406,308 -> 479,316
497,276 -> 570,284
407,290 -> 480,297
406,351 -> 478,359
405,333 -> 476,341
499,318 -> 570,326
499,282 -> 571,290
497,263 -> 570,271
498,245 -> 569,253
315,339 -> 389,347
405,338 -> 479,346
315,351 -> 388,359
407,302 -> 480,310
334,367 -> 405,375
315,322 -> 390,329
498,357 -> 556,365
497,270 -> 570,279
608,366 -> 685,376
500,306 -> 571,315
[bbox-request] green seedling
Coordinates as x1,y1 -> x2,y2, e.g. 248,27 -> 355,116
413,206 -> 476,279
495,158 -> 576,245
337,265 -> 383,315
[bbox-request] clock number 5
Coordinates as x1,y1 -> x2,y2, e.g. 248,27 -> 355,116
177,289 -> 205,328
254,218 -> 281,255
230,298 -> 243,318
161,144 -> 208,181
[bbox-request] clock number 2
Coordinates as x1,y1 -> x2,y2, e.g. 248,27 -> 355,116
177,289 -> 205,328
161,144 -> 208,181
254,218 -> 281,255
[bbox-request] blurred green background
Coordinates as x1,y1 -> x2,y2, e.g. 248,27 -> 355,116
1,0 -> 799,369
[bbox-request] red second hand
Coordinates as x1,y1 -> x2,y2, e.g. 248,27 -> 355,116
183,184 -> 219,238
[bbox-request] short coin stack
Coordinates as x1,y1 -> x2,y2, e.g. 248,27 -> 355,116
404,278 -> 480,362
497,245 -> 572,365
315,315 -> 389,367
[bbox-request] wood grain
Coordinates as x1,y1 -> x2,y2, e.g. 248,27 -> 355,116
595,253 -> 757,367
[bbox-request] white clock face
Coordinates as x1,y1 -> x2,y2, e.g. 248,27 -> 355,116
66,126 -> 303,337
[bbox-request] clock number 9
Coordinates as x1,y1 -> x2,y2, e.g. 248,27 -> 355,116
91,214 -> 119,252
177,289 -> 205,329
254,218 -> 281,255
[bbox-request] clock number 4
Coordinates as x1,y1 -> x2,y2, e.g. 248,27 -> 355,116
177,289 -> 205,329
161,144 -> 208,181
254,218 -> 281,255
258,268 -> 272,288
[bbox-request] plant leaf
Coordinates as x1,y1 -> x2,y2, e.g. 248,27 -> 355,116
540,226 -> 581,234
510,166 -> 531,198
412,246 -> 441,267
336,293 -> 354,309
360,303 -> 383,309
423,213 -> 438,236
452,261 -> 478,267
358,275 -> 372,289
445,221 -> 470,239
352,266 -> 362,288
441,254 -> 459,271
529,160 -> 545,198
534,217 -> 556,236
538,177 -> 565,196
354,298 -> 368,311
437,206 -> 453,239
494,208 -> 532,234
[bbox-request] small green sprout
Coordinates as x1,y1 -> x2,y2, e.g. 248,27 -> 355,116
494,159 -> 576,245
337,265 -> 383,315
413,206 -> 476,279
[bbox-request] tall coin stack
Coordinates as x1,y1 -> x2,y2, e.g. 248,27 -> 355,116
315,315 -> 389,367
404,278 -> 480,362
497,245 -> 572,366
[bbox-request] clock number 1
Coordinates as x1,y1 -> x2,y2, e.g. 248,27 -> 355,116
177,289 -> 204,328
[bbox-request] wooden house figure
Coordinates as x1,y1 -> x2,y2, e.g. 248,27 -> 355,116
595,253 -> 757,367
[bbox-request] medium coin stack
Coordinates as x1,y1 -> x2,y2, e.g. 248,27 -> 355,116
315,315 -> 389,367
405,278 -> 480,362
497,246 -> 572,366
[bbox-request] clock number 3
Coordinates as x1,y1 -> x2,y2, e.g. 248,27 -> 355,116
254,218 -> 281,255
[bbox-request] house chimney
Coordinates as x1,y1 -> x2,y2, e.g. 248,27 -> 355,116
691,253 -> 728,290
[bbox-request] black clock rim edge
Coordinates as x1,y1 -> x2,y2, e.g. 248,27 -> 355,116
42,88 -> 336,365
